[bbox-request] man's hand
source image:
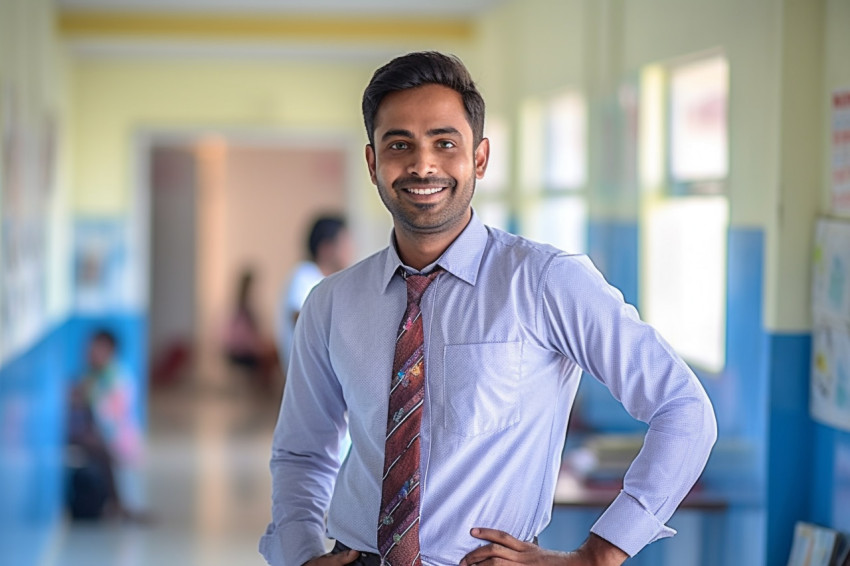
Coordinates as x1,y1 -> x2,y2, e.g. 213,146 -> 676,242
303,549 -> 359,566
459,529 -> 627,566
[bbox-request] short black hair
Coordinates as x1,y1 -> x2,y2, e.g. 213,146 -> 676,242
362,51 -> 485,148
92,329 -> 117,351
308,216 -> 346,261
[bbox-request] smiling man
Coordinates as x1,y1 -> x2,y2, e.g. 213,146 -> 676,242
260,51 -> 716,566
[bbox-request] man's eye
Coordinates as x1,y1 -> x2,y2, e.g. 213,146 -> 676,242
437,140 -> 456,149
389,141 -> 409,150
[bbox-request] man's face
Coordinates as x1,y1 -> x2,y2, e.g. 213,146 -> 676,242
365,84 -> 489,240
329,228 -> 354,272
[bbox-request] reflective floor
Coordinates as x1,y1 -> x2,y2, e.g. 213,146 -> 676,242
45,374 -> 281,566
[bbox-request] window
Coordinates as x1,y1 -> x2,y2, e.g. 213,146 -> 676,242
670,56 -> 729,192
640,55 -> 730,373
521,91 -> 588,253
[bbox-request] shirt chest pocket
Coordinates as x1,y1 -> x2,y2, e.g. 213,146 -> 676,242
442,341 -> 522,437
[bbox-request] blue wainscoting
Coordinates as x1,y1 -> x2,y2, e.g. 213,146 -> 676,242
811,424 -> 850,532
766,333 -> 813,566
0,320 -> 70,566
0,312 -> 147,566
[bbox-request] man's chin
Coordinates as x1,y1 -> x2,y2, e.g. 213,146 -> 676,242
399,212 -> 471,236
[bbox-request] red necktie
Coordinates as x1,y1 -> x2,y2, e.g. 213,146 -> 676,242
378,268 -> 442,566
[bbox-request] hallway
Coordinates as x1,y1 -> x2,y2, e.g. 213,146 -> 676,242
46,378 -> 280,566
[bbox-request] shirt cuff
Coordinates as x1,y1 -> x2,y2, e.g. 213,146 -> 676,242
259,521 -> 327,566
589,491 -> 677,557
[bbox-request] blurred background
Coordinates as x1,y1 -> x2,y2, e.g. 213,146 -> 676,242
0,0 -> 849,565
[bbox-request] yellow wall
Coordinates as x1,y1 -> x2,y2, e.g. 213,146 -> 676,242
65,0 -> 835,333
473,0 -> 586,215
72,58 -> 373,213
69,43 -> 478,269
770,0 -> 824,332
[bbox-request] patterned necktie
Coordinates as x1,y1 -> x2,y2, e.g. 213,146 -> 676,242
378,268 -> 442,566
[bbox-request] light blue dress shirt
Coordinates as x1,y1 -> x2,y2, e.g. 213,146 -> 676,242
260,212 -> 717,566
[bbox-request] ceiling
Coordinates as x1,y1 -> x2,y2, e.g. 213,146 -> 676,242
55,0 -> 505,17
56,0 -> 505,59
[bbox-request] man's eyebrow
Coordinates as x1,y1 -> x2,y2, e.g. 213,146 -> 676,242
427,127 -> 461,137
380,126 -> 463,141
381,129 -> 414,141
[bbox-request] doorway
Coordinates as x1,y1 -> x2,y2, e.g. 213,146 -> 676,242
144,132 -> 351,395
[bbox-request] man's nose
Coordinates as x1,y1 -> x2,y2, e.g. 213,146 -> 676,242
406,147 -> 437,177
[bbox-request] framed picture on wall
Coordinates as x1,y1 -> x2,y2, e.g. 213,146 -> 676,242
74,218 -> 130,313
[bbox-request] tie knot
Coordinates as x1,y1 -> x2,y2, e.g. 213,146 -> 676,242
403,267 -> 443,305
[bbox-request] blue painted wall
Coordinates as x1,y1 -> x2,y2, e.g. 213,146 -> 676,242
0,321 -> 70,566
765,334 -> 813,566
0,313 -> 147,566
811,425 -> 850,533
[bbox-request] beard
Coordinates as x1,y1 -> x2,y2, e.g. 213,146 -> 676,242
377,174 -> 476,235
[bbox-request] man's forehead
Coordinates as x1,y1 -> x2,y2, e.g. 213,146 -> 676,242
374,85 -> 470,136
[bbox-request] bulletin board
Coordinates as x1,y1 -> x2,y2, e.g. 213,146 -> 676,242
811,217 -> 850,431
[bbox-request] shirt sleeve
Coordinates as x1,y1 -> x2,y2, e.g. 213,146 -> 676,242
260,287 -> 348,566
537,254 -> 717,557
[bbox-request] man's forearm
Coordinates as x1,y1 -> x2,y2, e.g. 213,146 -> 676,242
575,534 -> 628,566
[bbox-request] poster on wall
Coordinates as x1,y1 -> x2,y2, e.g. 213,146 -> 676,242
0,79 -> 54,364
833,89 -> 850,216
811,218 -> 850,431
74,218 -> 131,313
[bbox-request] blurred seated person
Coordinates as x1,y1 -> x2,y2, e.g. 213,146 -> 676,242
276,215 -> 353,371
66,329 -> 149,522
223,268 -> 278,388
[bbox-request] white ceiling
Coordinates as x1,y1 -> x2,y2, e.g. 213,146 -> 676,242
57,0 -> 504,60
56,0 -> 505,17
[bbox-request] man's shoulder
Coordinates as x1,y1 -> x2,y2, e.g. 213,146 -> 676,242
483,225 -> 585,269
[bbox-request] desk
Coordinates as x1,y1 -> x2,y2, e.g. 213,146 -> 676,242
544,470 -> 733,566
553,469 -> 729,511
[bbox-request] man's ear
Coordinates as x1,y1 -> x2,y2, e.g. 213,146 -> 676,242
365,144 -> 378,185
474,138 -> 490,180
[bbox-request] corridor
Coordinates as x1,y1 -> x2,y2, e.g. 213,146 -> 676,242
46,378 -> 280,566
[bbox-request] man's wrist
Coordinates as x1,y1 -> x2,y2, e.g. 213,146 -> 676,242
576,533 -> 628,566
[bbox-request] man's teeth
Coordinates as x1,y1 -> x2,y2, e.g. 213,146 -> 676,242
406,187 -> 444,195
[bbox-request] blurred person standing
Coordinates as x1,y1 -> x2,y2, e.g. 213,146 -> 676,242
224,267 -> 278,389
276,215 -> 353,371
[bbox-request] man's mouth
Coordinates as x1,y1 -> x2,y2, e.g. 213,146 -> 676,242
394,177 -> 454,197
405,186 -> 445,195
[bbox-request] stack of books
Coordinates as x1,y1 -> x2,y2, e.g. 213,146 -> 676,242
788,522 -> 850,566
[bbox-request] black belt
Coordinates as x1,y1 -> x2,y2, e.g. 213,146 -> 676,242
332,537 -> 539,566
331,541 -> 383,566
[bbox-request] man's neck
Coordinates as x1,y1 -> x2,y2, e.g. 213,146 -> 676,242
315,260 -> 334,277
393,214 -> 471,271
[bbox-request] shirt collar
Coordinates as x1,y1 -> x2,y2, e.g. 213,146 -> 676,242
380,209 -> 488,292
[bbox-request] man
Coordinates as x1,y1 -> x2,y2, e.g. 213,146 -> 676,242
260,52 -> 716,566
276,215 -> 353,370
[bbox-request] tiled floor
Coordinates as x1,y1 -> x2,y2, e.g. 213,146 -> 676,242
45,375 -> 281,566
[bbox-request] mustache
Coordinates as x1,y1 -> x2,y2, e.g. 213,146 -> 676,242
393,176 -> 456,190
